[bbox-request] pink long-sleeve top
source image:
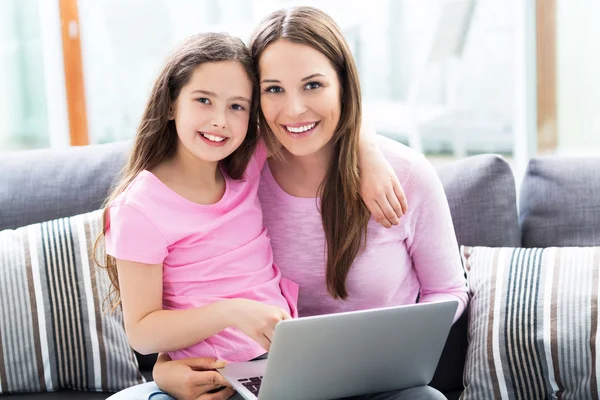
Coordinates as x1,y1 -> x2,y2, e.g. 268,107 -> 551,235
258,135 -> 468,321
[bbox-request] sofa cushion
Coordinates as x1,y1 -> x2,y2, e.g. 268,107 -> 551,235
461,245 -> 600,399
0,141 -> 131,231
0,210 -> 144,394
520,156 -> 600,247
437,154 -> 521,248
429,154 -> 520,394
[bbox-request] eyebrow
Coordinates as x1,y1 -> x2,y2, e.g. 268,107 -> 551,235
190,89 -> 250,104
260,73 -> 326,84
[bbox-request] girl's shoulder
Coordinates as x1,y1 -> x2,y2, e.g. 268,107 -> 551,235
112,170 -> 158,204
110,170 -> 173,218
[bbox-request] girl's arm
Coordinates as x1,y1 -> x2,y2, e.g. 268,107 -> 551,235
357,123 -> 409,228
117,259 -> 290,355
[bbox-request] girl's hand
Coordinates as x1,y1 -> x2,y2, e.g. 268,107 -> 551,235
153,354 -> 235,400
228,298 -> 292,351
359,146 -> 408,228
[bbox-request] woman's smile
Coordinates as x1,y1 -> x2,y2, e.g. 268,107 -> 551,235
280,121 -> 321,138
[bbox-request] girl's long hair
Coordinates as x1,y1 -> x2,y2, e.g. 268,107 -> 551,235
96,33 -> 259,311
250,7 -> 370,299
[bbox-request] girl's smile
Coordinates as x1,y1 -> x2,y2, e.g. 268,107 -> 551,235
198,131 -> 230,147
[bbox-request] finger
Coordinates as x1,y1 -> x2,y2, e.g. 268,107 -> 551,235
186,357 -> 227,371
373,201 -> 393,228
190,370 -> 231,388
281,311 -> 292,320
378,189 -> 400,225
386,188 -> 403,220
193,383 -> 229,398
393,180 -> 409,214
365,199 -> 384,224
261,334 -> 272,351
264,327 -> 274,342
197,386 -> 236,400
252,334 -> 271,352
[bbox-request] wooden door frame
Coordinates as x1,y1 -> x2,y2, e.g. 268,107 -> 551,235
59,0 -> 88,146
536,0 -> 557,153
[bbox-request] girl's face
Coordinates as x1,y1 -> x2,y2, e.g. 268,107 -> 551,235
171,61 -> 253,164
259,40 -> 341,159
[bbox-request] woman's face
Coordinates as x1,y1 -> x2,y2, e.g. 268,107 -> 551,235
258,40 -> 341,158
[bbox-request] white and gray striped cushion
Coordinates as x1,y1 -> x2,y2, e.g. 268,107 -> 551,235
461,246 -> 600,400
0,210 -> 144,394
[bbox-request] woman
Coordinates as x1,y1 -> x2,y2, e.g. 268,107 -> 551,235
110,6 -> 467,400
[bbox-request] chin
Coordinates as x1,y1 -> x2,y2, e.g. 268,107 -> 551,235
280,143 -> 320,158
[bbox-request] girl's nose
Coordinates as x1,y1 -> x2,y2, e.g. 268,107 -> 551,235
211,109 -> 226,129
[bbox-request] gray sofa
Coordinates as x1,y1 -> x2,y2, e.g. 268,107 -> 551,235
1,140 -> 599,399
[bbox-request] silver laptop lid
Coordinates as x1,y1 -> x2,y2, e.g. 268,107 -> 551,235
255,300 -> 458,400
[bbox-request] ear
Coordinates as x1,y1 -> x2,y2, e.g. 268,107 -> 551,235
168,105 -> 175,120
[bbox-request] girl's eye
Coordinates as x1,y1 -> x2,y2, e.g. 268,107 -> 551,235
264,86 -> 283,94
305,82 -> 322,90
231,104 -> 245,111
196,98 -> 211,104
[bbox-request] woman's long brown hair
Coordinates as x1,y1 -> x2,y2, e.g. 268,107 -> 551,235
96,33 -> 259,311
250,7 -> 370,299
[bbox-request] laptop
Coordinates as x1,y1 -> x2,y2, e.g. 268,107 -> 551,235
218,300 -> 458,400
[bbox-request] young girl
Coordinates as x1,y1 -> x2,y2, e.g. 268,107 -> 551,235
100,32 -> 407,364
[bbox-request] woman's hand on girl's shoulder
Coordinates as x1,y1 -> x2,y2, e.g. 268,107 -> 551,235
359,151 -> 408,228
153,354 -> 235,400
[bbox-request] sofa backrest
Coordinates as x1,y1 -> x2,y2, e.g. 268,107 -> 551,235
0,141 -> 131,231
519,156 -> 600,247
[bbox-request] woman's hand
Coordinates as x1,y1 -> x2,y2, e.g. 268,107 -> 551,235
153,354 -> 235,400
228,298 -> 292,351
358,145 -> 408,228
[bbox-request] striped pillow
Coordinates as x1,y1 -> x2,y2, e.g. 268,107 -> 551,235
0,210 -> 144,394
461,246 -> 600,400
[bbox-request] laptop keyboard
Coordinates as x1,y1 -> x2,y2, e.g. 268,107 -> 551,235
238,376 -> 263,396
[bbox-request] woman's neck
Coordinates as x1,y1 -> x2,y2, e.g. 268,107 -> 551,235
268,143 -> 334,198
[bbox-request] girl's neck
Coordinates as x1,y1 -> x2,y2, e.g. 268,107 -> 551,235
269,142 -> 334,198
151,142 -> 225,205
171,145 -> 220,186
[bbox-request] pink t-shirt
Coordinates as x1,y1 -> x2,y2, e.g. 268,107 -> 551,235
105,142 -> 298,363
258,136 -> 468,321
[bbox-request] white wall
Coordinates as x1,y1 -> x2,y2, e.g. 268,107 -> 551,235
556,0 -> 600,154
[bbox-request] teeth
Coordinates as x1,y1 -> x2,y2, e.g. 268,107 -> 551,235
285,122 -> 316,133
201,133 -> 226,142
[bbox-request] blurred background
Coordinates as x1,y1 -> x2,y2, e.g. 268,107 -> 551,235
1,0 -> 598,178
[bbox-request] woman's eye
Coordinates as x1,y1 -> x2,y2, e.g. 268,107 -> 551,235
196,97 -> 211,104
305,82 -> 321,90
231,104 -> 245,111
264,86 -> 283,94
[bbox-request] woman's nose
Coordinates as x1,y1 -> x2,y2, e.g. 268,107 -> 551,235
283,94 -> 307,118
